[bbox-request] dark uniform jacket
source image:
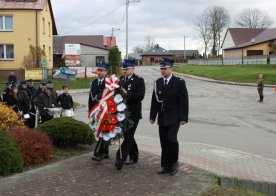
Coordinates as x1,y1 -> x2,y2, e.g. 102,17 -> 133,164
120,74 -> 145,121
18,86 -> 31,113
6,94 -> 29,113
27,86 -> 38,102
150,75 -> 189,126
48,88 -> 58,102
34,92 -> 55,115
8,75 -> 17,83
88,78 -> 106,111
2,88 -> 10,103
57,93 -> 74,109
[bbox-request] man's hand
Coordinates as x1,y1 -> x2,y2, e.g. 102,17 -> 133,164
180,121 -> 187,125
149,119 -> 155,124
121,87 -> 127,94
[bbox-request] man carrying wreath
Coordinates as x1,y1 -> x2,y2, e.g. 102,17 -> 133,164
115,59 -> 145,170
89,62 -> 109,162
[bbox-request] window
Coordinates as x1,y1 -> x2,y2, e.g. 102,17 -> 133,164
0,16 -> 13,31
42,18 -> 45,34
0,44 -> 14,60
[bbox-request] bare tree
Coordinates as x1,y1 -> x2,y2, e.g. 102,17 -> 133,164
22,45 -> 46,69
207,6 -> 230,56
194,11 -> 212,58
144,36 -> 155,51
235,8 -> 273,28
132,46 -> 144,54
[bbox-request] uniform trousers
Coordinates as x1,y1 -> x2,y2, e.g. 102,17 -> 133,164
116,119 -> 139,164
93,139 -> 109,157
159,124 -> 180,169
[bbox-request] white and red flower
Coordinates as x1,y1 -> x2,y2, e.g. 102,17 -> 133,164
89,75 -> 129,141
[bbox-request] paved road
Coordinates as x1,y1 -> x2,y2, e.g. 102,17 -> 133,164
72,66 -> 276,183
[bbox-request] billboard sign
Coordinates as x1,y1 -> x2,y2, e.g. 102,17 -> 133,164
65,55 -> 81,67
65,44 -> 81,55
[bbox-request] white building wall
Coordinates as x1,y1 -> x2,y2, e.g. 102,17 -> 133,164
222,32 -> 235,50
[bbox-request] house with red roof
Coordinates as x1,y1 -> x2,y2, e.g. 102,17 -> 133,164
0,0 -> 57,80
222,28 -> 276,58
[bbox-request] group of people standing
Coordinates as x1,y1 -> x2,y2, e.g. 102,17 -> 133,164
88,59 -> 189,175
1,76 -> 74,127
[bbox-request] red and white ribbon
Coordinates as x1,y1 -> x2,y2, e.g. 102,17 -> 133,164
88,75 -> 120,137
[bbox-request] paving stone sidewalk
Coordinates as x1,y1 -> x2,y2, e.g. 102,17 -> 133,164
0,146 -> 217,196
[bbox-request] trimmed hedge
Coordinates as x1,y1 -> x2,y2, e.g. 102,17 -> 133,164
38,117 -> 95,147
0,130 -> 24,176
0,102 -> 25,133
11,128 -> 54,166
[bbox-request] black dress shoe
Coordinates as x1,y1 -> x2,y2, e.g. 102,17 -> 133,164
170,163 -> 179,176
125,159 -> 138,165
115,161 -> 123,170
157,167 -> 169,174
92,156 -> 101,162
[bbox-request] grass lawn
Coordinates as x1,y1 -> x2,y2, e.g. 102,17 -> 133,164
0,77 -> 93,91
43,77 -> 93,90
174,64 -> 276,84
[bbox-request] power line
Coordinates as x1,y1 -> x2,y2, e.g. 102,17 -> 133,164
118,9 -> 126,30
62,3 -> 125,35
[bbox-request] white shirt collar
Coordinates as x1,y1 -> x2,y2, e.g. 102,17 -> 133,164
98,77 -> 105,82
164,74 -> 173,84
126,74 -> 133,80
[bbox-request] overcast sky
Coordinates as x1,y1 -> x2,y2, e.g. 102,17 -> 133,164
51,0 -> 276,56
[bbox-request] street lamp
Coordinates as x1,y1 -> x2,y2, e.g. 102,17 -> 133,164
111,27 -> 120,41
126,0 -> 140,59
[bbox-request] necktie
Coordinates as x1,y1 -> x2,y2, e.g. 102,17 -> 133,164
164,79 -> 168,86
124,77 -> 128,86
98,80 -> 102,86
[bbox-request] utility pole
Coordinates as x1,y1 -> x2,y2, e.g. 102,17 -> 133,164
125,0 -> 140,59
184,36 -> 186,63
111,27 -> 120,42
126,0 -> 129,59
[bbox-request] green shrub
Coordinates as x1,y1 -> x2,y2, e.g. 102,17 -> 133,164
37,117 -> 95,147
11,128 -> 54,166
0,130 -> 24,176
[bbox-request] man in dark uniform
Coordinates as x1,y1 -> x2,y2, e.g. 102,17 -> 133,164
150,58 -> 189,176
18,80 -> 32,126
2,82 -> 12,103
38,82 -> 46,96
89,62 -> 109,162
26,79 -> 38,128
115,59 -> 145,170
19,80 -> 31,108
47,81 -> 58,102
8,72 -> 17,83
34,85 -> 55,123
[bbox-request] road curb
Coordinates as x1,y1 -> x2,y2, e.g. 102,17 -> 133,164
173,72 -> 276,88
218,176 -> 276,195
